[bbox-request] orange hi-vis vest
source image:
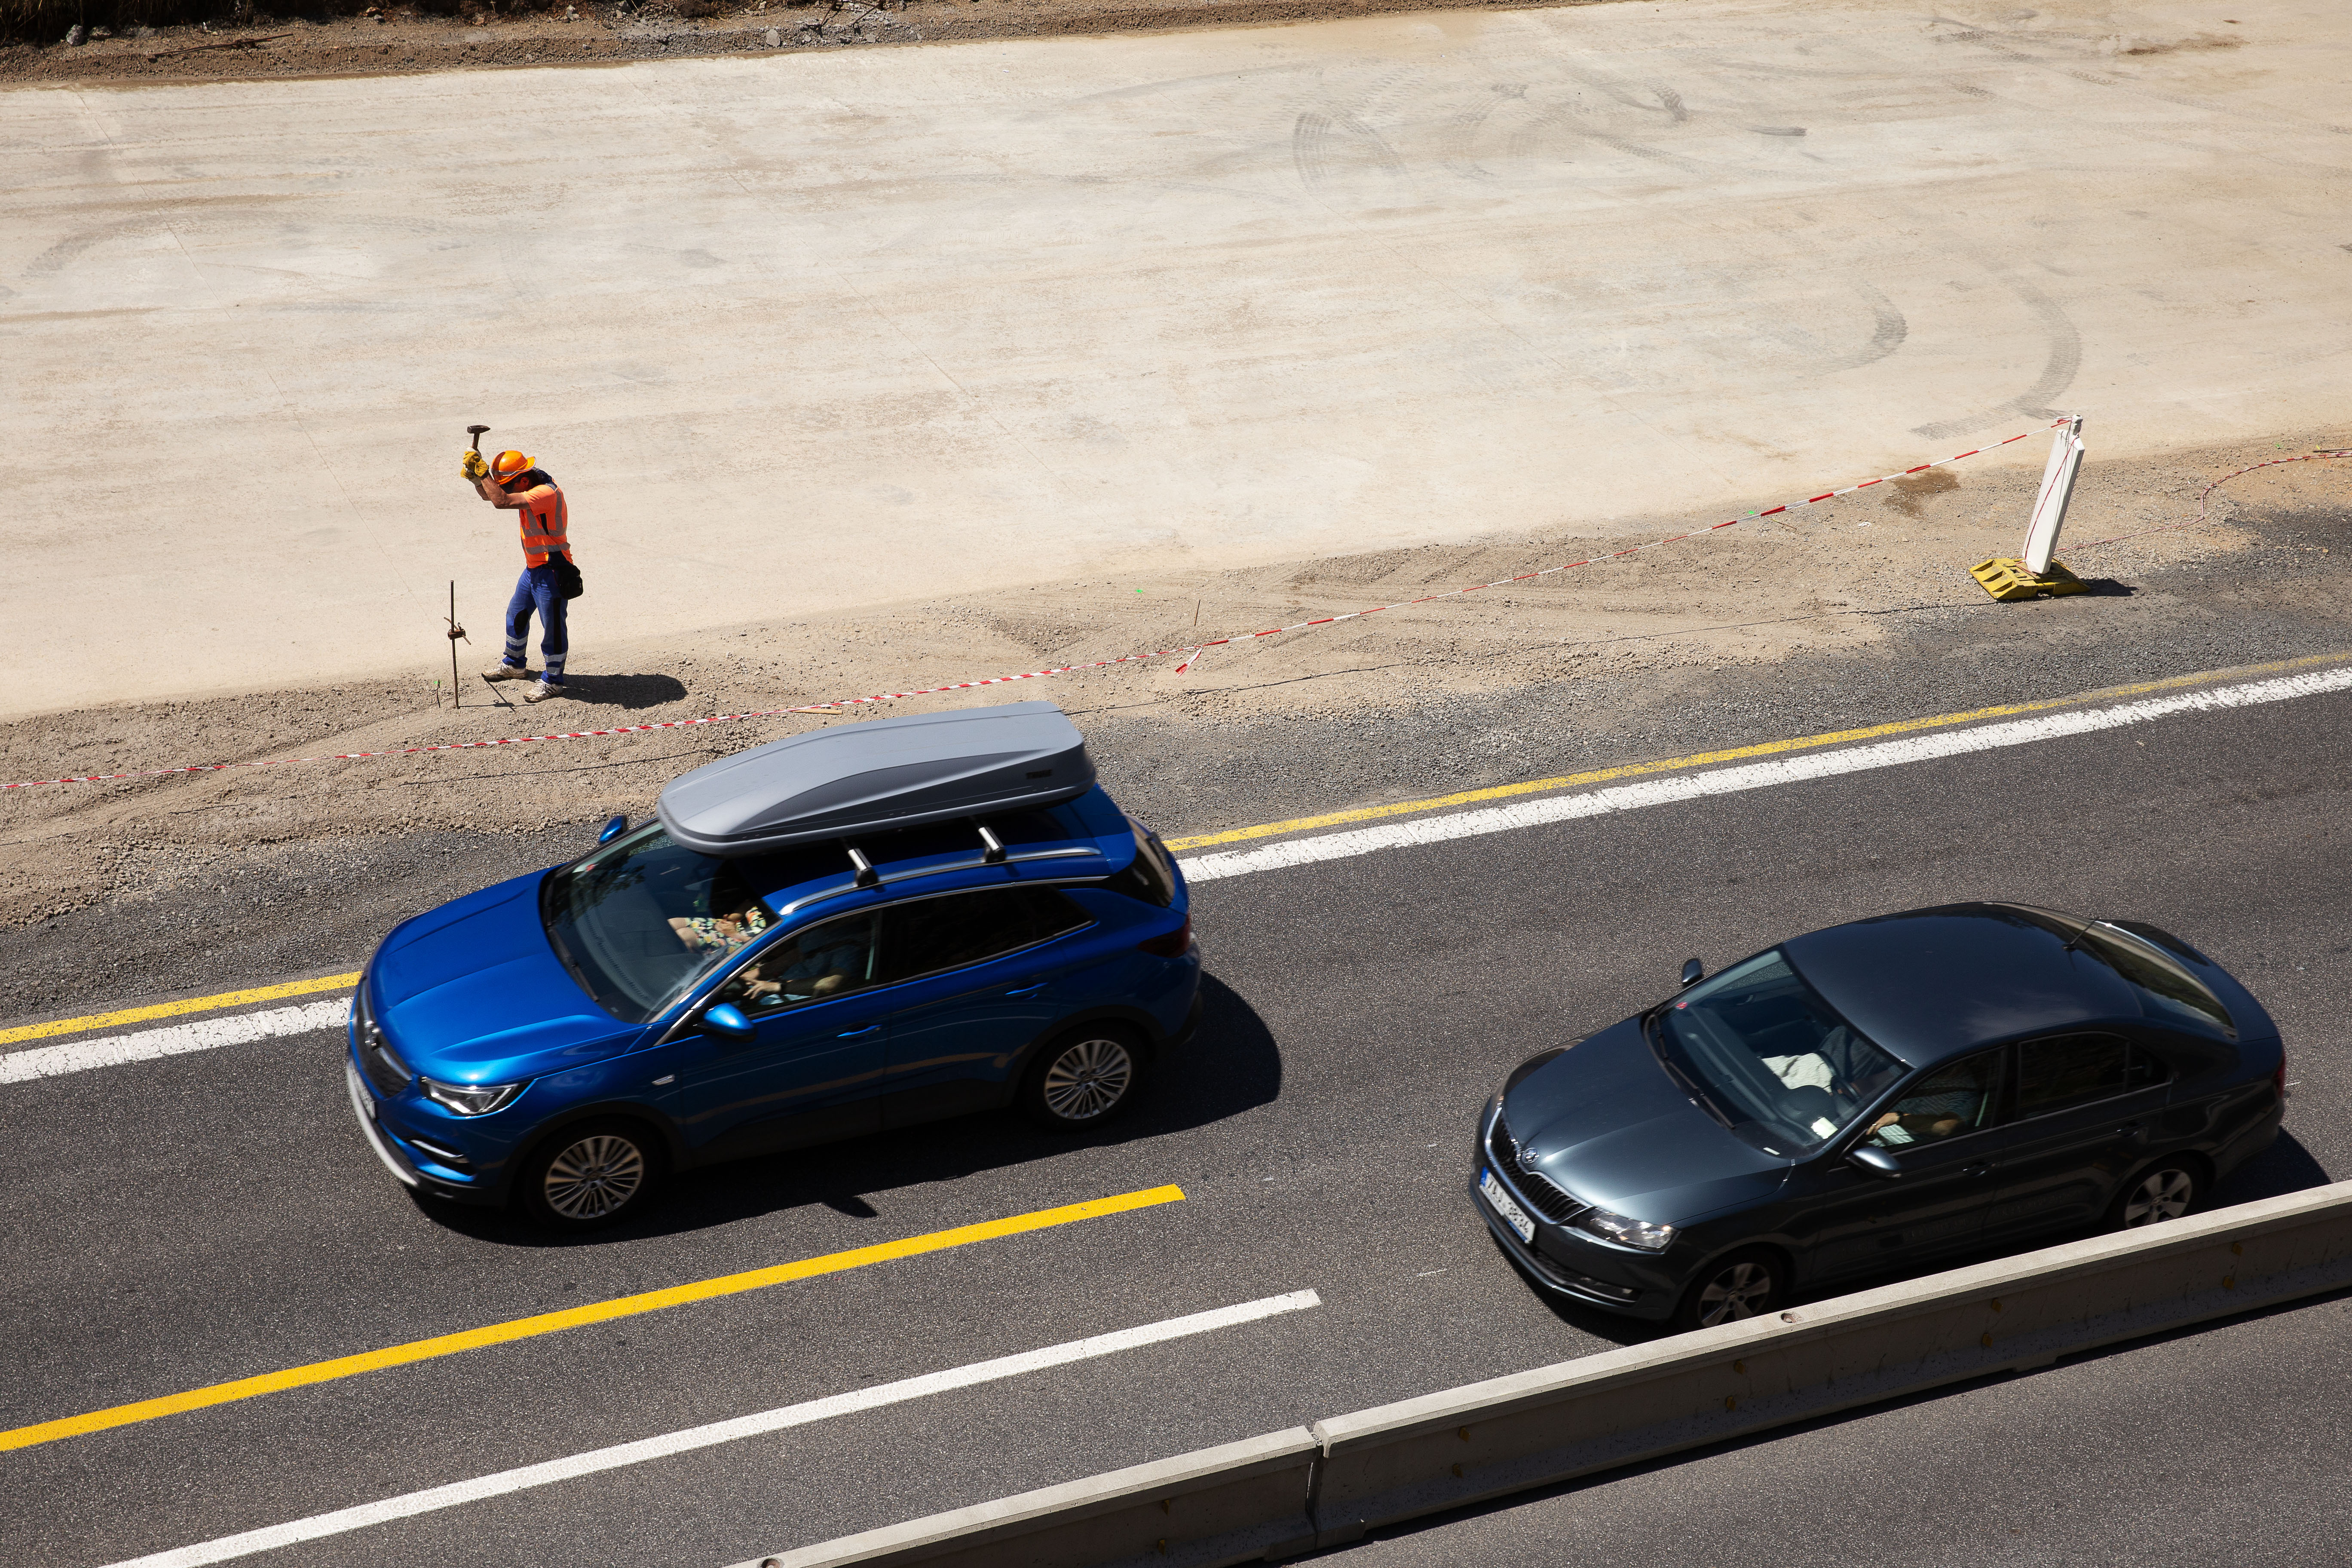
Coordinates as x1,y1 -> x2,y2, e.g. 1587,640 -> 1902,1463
512,478 -> 569,567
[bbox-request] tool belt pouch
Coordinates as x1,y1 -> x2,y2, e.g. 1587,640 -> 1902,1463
553,554 -> 585,600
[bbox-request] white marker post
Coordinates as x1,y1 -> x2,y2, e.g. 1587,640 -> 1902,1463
2023,415 -> 2084,575
1972,415 -> 2089,600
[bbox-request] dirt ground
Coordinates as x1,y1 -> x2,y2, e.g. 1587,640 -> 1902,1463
0,0 -> 1575,83
4,433 -> 2345,937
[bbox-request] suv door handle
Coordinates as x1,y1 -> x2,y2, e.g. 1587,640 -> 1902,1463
1961,1161 -> 1994,1178
1004,983 -> 1047,998
837,1025 -> 881,1038
2116,1120 -> 2145,1137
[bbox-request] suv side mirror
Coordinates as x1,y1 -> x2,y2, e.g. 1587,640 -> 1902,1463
700,1002 -> 754,1041
598,815 -> 629,845
1848,1144 -> 1901,1178
1679,959 -> 1705,990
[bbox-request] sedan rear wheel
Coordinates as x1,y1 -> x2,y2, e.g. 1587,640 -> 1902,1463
1673,1250 -> 1786,1333
2110,1161 -> 2200,1230
521,1121 -> 660,1231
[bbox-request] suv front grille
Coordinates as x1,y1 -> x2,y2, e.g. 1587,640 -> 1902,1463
361,1034 -> 412,1098
1487,1111 -> 1586,1224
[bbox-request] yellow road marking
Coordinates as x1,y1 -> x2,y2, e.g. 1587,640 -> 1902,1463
1161,650 -> 2352,852
0,1183 -> 1185,1454
0,972 -> 361,1049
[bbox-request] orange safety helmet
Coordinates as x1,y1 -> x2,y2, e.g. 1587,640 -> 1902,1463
490,450 -> 536,485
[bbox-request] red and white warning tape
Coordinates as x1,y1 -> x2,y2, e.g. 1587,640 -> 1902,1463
1,418 -> 2071,793
2068,447 -> 2352,554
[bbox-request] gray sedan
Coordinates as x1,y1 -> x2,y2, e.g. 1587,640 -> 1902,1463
1471,903 -> 2285,1331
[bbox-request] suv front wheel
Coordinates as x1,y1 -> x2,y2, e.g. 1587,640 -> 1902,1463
1019,1025 -> 1145,1130
519,1120 -> 662,1231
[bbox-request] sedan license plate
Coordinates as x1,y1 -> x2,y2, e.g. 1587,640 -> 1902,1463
1481,1169 -> 1535,1243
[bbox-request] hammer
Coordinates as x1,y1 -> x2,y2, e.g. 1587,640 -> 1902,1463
467,423 -> 490,453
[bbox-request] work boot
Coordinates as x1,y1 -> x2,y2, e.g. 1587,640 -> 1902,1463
520,680 -> 561,704
482,660 -> 532,682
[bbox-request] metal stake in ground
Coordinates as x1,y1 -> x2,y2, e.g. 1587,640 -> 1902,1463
444,581 -> 469,707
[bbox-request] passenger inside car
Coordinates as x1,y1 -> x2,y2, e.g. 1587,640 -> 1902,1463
668,868 -> 772,956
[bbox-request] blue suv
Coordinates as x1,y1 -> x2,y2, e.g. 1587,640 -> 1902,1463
346,703 -> 1198,1229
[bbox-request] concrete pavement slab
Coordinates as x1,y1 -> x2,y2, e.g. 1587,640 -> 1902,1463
3,0 -> 2348,718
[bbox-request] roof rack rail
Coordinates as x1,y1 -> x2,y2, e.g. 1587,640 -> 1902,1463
777,842 -> 1104,919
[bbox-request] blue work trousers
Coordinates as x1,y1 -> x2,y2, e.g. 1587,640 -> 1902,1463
502,562 -> 569,684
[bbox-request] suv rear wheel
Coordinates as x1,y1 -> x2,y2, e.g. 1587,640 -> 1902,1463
1019,1025 -> 1144,1130
519,1120 -> 662,1231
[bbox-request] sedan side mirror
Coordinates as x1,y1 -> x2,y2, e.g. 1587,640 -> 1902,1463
1679,959 -> 1705,990
598,815 -> 629,845
1848,1144 -> 1902,1178
700,1002 -> 754,1042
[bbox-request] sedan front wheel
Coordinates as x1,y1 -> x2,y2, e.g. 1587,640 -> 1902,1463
1673,1250 -> 1787,1333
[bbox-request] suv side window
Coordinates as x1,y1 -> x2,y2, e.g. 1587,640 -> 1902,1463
711,910 -> 882,1014
2013,1032 -> 2164,1118
1868,1048 -> 2005,1148
880,887 -> 1093,983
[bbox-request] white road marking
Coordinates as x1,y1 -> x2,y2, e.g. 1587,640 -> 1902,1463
1179,664 -> 2352,883
0,998 -> 349,1084
100,1289 -> 1322,1568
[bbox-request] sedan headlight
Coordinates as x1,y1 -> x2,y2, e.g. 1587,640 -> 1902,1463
420,1077 -> 528,1117
1569,1206 -> 1678,1252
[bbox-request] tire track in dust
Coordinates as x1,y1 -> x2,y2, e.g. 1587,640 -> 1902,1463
1912,271 -> 2080,438
1292,110 -> 1406,189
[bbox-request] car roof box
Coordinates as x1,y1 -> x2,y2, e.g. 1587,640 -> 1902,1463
656,700 -> 1097,857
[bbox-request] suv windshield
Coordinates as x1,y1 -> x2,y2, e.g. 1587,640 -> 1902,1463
542,826 -> 770,1023
1652,950 -> 1908,1155
2076,923 -> 2236,1039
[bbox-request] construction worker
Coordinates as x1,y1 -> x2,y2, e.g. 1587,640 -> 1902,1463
462,446 -> 574,703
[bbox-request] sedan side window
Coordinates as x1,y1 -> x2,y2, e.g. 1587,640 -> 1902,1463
881,887 -> 1093,983
2014,1032 -> 2164,1118
1868,1050 -> 2004,1148
711,911 -> 882,1013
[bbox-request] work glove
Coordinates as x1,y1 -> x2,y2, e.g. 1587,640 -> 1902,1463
460,449 -> 490,481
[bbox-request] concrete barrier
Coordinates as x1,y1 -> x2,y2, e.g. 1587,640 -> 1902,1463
738,1181 -> 2352,1567
732,1428 -> 1319,1568
1307,1179 -> 2352,1545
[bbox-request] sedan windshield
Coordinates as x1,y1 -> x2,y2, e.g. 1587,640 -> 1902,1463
541,826 -> 772,1023
1653,950 -> 1908,1154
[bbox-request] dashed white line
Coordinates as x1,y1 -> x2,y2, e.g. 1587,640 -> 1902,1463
100,1289 -> 1323,1568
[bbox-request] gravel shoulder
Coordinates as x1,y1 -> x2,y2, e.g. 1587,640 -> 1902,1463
0,0 -> 1578,84
4,433 -> 2349,1023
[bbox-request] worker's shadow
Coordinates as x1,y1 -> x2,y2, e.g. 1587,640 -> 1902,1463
546,673 -> 689,711
426,971 -> 1284,1247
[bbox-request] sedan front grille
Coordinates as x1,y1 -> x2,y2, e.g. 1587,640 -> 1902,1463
1488,1111 -> 1585,1224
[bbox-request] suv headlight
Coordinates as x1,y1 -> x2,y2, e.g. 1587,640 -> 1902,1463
1569,1206 -> 1678,1252
421,1077 -> 528,1117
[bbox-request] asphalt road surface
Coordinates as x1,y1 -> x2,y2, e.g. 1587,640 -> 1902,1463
3,653 -> 2347,1567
